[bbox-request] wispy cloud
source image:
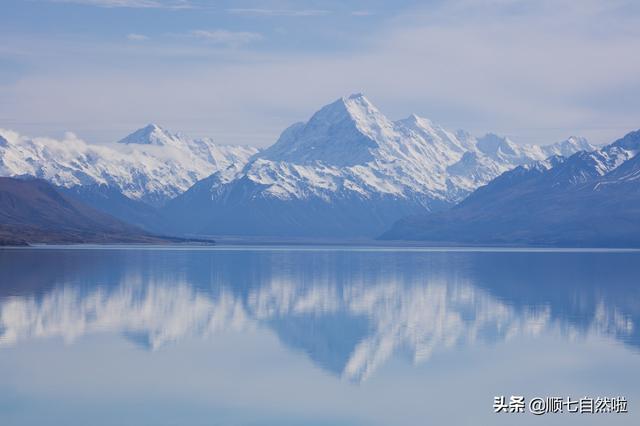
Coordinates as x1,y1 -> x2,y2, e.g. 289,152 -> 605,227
6,0 -> 640,147
48,0 -> 193,9
227,8 -> 329,17
188,30 -> 263,47
127,33 -> 149,41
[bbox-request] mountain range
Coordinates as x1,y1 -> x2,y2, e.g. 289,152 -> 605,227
4,93 -> 638,245
382,130 -> 640,246
0,124 -> 258,231
0,124 -> 258,205
160,94 -> 593,238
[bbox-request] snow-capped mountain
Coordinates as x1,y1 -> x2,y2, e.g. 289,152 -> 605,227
0,125 -> 259,207
234,94 -> 590,204
382,129 -> 640,246
445,133 -> 594,196
163,94 -> 593,237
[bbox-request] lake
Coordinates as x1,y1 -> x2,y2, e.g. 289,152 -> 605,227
0,246 -> 638,425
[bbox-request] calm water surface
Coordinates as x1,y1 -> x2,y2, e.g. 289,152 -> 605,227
0,247 -> 638,425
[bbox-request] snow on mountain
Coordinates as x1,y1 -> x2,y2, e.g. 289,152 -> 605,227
381,129 -> 640,245
445,134 -> 596,196
0,94 -> 597,237
225,94 -> 594,204
252,94 -> 479,202
163,94 -> 594,237
543,136 -> 594,157
0,125 -> 259,206
545,130 -> 638,186
117,123 -> 180,147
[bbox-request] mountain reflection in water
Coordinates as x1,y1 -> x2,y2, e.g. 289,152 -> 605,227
0,248 -> 638,383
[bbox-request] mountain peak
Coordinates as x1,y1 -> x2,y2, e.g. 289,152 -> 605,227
334,93 -> 384,121
260,94 -> 387,166
561,136 -> 590,147
118,124 -> 177,146
611,129 -> 640,152
346,92 -> 365,100
138,123 -> 164,135
398,113 -> 433,128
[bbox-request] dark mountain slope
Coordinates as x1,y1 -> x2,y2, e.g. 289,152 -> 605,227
0,177 -> 169,245
59,184 -> 162,232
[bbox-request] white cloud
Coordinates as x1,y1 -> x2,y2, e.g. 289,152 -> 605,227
127,33 -> 149,41
3,0 -> 640,146
226,8 -> 330,17
188,30 -> 263,47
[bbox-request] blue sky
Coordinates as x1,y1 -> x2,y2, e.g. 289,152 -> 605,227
1,0 -> 639,146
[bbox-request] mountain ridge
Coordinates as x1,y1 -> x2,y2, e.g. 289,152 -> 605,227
381,129 -> 640,246
0,125 -> 259,206
0,94 -> 603,240
161,94 -> 594,238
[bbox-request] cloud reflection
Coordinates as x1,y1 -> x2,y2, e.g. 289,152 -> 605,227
1,264 -> 634,383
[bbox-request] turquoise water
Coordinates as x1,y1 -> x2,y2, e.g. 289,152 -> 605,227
0,247 -> 638,425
